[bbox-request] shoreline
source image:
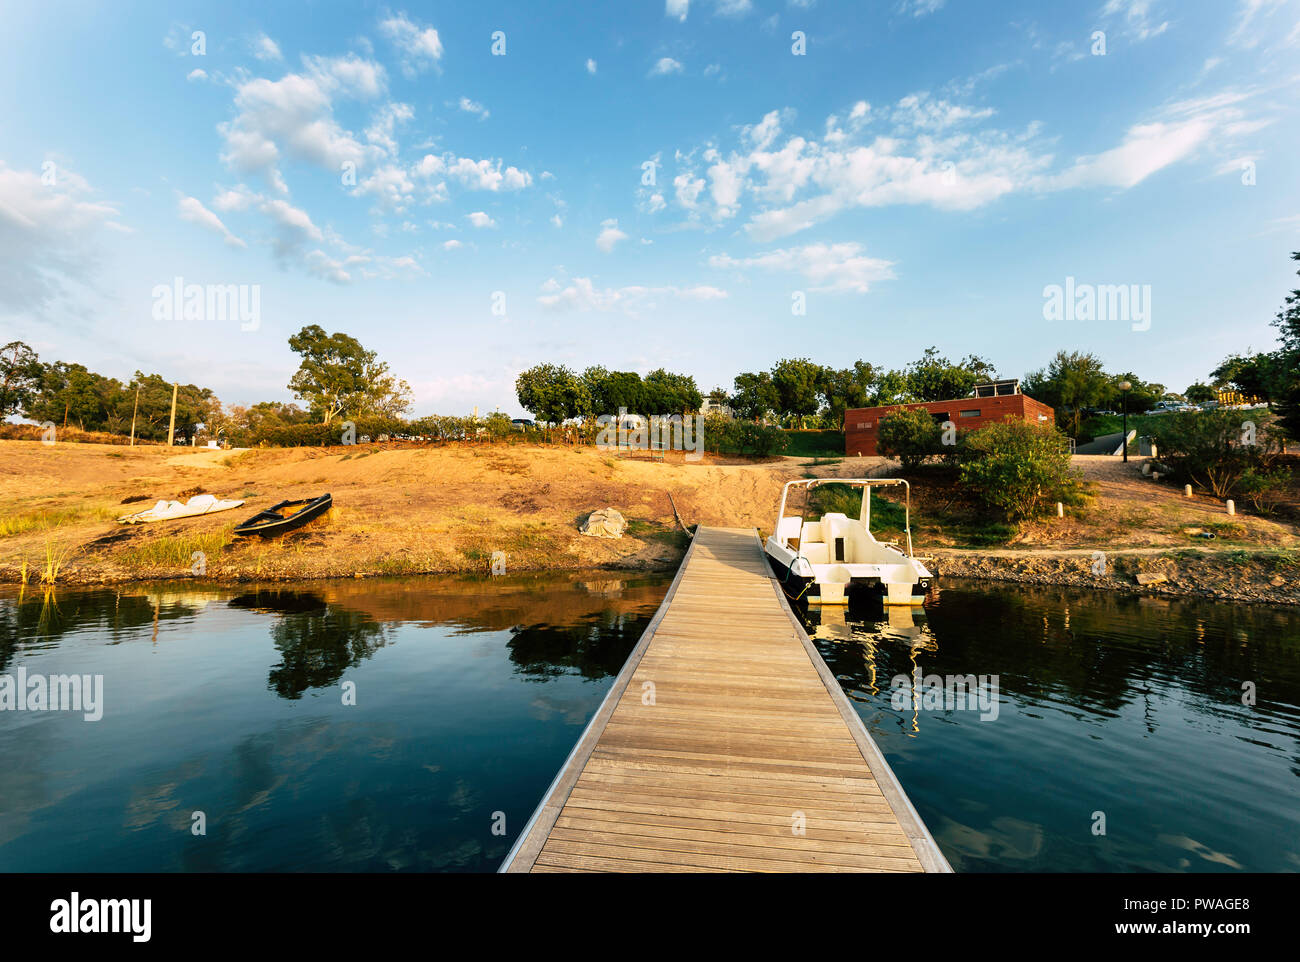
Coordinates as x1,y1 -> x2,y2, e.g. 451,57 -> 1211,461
4,540 -> 1295,608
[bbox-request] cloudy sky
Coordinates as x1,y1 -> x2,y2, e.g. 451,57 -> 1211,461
2,0 -> 1298,416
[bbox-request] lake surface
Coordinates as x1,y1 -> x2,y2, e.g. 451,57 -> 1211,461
0,573 -> 672,872
800,581 -> 1300,872
2,573 -> 1297,872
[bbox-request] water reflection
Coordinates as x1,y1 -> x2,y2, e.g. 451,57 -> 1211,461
794,579 -> 1300,872
0,571 -> 672,872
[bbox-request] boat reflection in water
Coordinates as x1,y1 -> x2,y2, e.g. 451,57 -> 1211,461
800,594 -> 941,735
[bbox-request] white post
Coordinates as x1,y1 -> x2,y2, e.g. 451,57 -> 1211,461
1184,484 -> 1192,497
1057,502 -> 1064,517
1226,499 -> 1235,516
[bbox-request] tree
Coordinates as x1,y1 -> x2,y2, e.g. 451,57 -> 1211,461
0,341 -> 42,419
877,406 -> 943,470
1210,352 -> 1279,402
1268,252 -> 1300,438
1150,410 -> 1286,499
23,362 -> 116,430
731,371 -> 780,421
1109,371 -> 1164,414
642,368 -> 702,414
866,369 -> 913,406
906,347 -> 995,402
1022,351 -> 1112,440
818,361 -> 875,429
960,419 -> 1083,521
515,363 -> 591,424
583,367 -> 645,417
1185,382 -> 1215,403
770,357 -> 824,427
287,325 -> 408,425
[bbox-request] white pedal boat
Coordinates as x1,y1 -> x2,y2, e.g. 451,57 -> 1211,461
765,478 -> 935,606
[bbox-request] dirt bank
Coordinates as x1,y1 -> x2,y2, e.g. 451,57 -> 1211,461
1,439 -> 1296,604
0,439 -> 793,584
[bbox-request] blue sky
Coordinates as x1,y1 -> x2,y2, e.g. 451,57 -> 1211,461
2,0 -> 1298,417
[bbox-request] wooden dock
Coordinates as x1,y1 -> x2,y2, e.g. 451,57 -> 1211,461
500,526 -> 950,873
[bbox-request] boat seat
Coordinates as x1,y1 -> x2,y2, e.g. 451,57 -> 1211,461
801,521 -> 824,545
777,516 -> 803,545
801,542 -> 830,565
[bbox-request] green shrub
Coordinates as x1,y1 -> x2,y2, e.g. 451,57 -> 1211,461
1148,410 -> 1285,499
877,406 -> 943,470
701,416 -> 788,458
959,419 -> 1083,521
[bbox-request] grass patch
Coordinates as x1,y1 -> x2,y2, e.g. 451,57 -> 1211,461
782,430 -> 845,458
119,530 -> 233,569
0,504 -> 118,538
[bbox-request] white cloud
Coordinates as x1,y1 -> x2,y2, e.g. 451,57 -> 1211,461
218,64 -> 386,193
710,242 -> 896,293
0,162 -> 125,312
715,0 -> 754,16
596,218 -> 629,252
1101,0 -> 1170,41
586,58 -> 598,74
650,57 -> 684,77
466,211 -> 496,228
187,68 -> 207,82
537,276 -> 728,313
662,87 -> 1267,241
417,154 -> 532,192
177,195 -> 247,248
378,11 -> 444,76
550,214 -> 564,227
443,239 -> 462,250
365,101 -> 414,156
251,33 -> 282,61
899,0 -> 945,16
458,96 -> 490,120
666,0 -> 690,21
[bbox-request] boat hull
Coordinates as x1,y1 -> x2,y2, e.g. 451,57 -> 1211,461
233,494 -> 332,537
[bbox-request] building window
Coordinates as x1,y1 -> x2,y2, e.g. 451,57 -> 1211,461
960,409 -> 981,418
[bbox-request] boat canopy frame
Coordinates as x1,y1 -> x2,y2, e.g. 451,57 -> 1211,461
774,478 -> 915,560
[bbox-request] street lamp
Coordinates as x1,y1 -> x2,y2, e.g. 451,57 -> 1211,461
1118,380 -> 1132,463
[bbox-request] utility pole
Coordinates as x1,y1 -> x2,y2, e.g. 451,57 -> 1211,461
129,385 -> 140,446
166,382 -> 178,447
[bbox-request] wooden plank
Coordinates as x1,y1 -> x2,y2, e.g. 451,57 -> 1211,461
499,526 -> 951,873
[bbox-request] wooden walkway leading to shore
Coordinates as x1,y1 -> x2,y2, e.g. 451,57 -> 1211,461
500,526 -> 950,873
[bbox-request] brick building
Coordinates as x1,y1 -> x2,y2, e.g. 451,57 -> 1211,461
845,380 -> 1055,456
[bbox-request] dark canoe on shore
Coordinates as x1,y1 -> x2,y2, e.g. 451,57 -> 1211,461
233,493 -> 332,537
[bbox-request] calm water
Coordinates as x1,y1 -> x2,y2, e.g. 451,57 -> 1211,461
0,573 -> 671,871
801,581 -> 1300,872
2,574 -> 1297,872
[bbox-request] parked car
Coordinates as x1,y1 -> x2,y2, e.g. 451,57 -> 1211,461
511,418 -> 535,430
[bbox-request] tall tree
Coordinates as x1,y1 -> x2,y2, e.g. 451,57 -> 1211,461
818,360 -> 875,429
642,368 -> 702,414
1022,350 -> 1111,440
730,371 -> 780,421
287,325 -> 408,424
0,341 -> 42,419
770,357 -> 824,427
1270,251 -> 1300,438
515,363 -> 591,424
905,346 -> 995,402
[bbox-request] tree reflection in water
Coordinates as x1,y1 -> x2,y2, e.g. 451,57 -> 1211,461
229,590 -> 394,700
